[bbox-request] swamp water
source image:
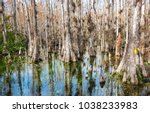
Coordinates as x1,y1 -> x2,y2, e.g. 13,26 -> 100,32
0,52 -> 150,96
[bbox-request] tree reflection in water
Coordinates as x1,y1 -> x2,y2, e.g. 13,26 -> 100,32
0,54 -> 150,96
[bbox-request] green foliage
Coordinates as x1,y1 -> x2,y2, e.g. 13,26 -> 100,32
136,65 -> 144,84
144,62 -> 150,66
112,70 -> 124,81
0,55 -> 25,73
0,57 -> 6,75
7,32 -> 25,53
0,31 -> 25,55
0,15 -> 25,55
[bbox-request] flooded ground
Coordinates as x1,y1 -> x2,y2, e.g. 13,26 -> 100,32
0,52 -> 150,96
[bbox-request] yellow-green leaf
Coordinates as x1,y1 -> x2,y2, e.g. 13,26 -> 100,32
134,49 -> 137,55
137,48 -> 140,51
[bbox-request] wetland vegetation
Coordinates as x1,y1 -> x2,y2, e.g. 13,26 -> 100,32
0,0 -> 150,96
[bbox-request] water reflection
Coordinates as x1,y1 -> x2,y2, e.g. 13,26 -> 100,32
0,53 -> 150,96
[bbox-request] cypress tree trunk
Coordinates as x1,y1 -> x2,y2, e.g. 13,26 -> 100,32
45,0 -> 50,57
13,0 -> 17,36
0,0 -> 7,45
115,0 -> 122,57
62,0 -> 76,62
116,0 -> 147,84
140,0 -> 145,55
32,0 -> 40,62
24,0 -> 33,57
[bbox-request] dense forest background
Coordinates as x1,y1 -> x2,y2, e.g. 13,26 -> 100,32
0,0 -> 150,85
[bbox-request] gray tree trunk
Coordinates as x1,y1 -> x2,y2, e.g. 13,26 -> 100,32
115,0 -> 122,57
32,0 -> 40,62
13,0 -> 17,35
24,0 -> 33,57
61,0 -> 65,56
116,0 -> 147,84
62,0 -> 76,62
0,0 -> 7,44
111,0 -> 114,27
45,0 -> 50,57
140,0 -> 145,55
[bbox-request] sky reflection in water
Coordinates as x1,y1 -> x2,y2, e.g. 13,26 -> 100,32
0,53 -> 150,96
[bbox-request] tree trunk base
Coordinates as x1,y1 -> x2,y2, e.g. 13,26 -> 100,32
62,49 -> 76,63
89,47 -> 96,57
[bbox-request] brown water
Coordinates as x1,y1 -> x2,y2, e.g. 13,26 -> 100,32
0,53 -> 150,96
